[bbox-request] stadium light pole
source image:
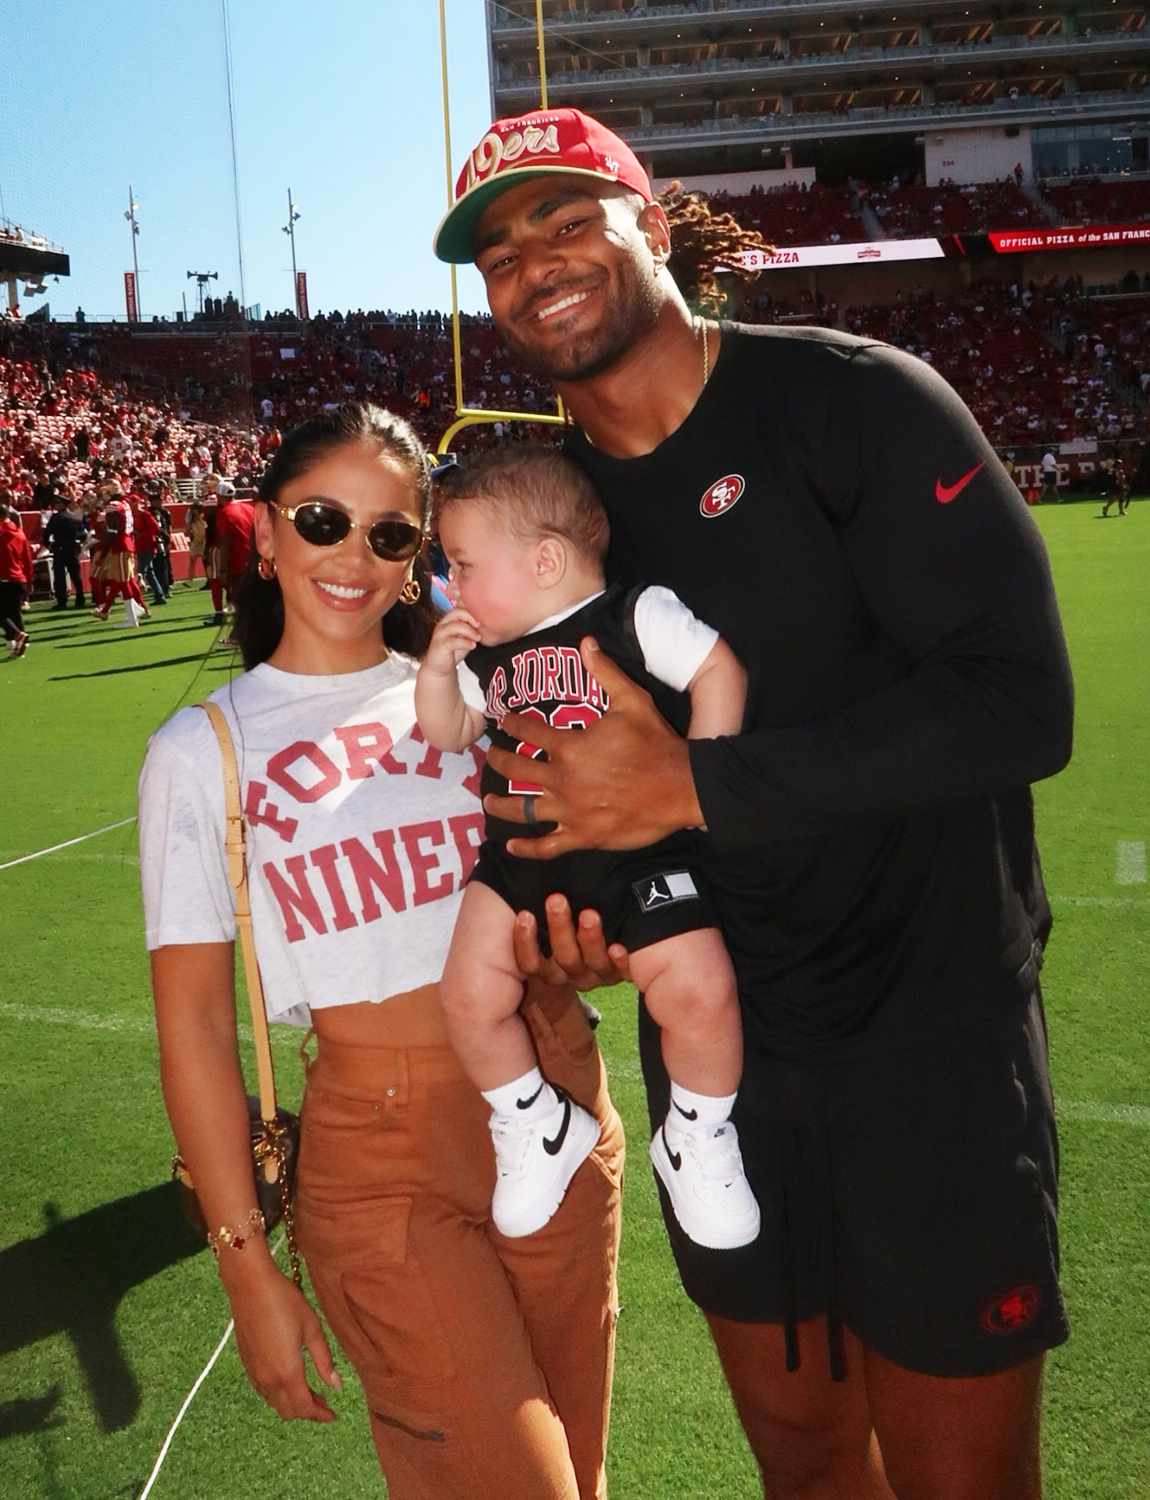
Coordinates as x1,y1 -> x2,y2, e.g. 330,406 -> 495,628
282,188 -> 301,315
124,186 -> 142,316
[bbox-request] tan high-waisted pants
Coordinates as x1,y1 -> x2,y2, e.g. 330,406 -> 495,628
296,985 -> 624,1499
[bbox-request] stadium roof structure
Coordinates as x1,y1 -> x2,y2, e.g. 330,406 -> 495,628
486,0 -> 1150,178
0,225 -> 70,280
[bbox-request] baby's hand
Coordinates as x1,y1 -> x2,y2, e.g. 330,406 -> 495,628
422,607 -> 482,676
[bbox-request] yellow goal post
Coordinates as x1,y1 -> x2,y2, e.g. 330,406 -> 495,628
436,0 -> 567,455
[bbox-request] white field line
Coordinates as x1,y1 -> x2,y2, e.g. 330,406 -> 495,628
1052,894 -> 1147,908
8,1001 -> 1144,1125
0,815 -> 137,872
0,1001 -> 300,1050
1115,840 -> 1148,887
598,1060 -> 1150,1126
1059,1100 -> 1150,1128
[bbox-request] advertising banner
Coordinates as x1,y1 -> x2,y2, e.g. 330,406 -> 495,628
729,238 -> 946,271
988,224 -> 1150,254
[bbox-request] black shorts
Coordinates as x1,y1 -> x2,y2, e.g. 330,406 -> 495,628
470,834 -> 719,956
639,988 -> 1069,1378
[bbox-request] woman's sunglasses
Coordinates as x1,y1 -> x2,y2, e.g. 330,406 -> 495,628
274,502 -> 424,562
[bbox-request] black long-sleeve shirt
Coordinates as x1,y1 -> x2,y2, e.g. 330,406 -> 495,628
44,510 -> 87,556
569,324 -> 1073,1060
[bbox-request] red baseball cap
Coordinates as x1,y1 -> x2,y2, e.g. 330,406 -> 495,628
433,107 -> 653,265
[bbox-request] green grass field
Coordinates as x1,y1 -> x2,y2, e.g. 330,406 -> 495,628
2,498 -> 1147,1499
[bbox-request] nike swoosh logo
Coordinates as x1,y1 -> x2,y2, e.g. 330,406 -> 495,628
673,1103 -> 698,1122
543,1096 -> 571,1156
662,1126 -> 682,1173
935,461 -> 985,505
516,1083 -> 545,1111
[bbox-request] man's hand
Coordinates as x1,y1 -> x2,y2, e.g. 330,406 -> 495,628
512,895 -> 632,991
485,637 -> 704,859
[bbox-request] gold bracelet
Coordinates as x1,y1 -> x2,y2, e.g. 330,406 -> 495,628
207,1208 -> 266,1258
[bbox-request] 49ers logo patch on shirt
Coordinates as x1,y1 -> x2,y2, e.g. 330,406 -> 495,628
700,474 -> 745,518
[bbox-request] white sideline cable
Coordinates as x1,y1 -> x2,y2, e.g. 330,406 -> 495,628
137,1232 -> 286,1498
136,1317 -> 235,1499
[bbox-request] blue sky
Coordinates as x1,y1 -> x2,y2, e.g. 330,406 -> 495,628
0,1 -> 501,319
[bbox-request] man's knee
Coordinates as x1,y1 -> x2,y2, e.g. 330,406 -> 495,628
743,1409 -> 875,1498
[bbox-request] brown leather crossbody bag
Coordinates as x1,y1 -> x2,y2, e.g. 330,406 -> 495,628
171,700 -> 301,1286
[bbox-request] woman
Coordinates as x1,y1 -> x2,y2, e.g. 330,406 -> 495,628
139,404 -> 623,1499
185,501 -> 207,585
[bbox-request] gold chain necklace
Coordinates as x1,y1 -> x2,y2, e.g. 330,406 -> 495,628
697,317 -> 711,385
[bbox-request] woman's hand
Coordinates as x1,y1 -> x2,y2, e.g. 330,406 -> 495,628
224,1260 -> 342,1423
512,894 -> 632,992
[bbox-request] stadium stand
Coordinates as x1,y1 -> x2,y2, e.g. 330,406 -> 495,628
841,281 -> 1147,446
1042,176 -> 1150,226
865,179 -> 1051,237
705,184 -> 869,245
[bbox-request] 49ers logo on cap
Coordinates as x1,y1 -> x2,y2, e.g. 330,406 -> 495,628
464,121 -> 562,194
699,474 -> 745,518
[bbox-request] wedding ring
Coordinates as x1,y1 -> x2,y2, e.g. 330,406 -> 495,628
522,796 -> 538,826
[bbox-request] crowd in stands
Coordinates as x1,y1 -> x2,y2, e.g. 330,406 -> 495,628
840,279 -> 1149,446
2,267 -> 1146,574
704,182 -> 868,245
863,176 -> 1048,236
1040,175 -> 1150,227
695,171 -> 1150,246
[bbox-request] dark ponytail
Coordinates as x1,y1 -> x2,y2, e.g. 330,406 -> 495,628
233,403 -> 438,671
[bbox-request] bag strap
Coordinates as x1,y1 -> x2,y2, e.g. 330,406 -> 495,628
198,700 -> 278,1127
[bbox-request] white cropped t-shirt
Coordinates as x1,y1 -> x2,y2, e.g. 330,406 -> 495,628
138,655 -> 488,1025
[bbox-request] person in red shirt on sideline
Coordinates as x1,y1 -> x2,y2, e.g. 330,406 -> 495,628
132,493 -> 169,605
213,481 -> 255,626
0,502 -> 35,657
94,490 -> 149,622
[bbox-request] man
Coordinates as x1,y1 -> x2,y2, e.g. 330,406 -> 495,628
434,108 -> 1073,1499
93,487 -> 148,622
147,484 -> 174,597
0,503 -> 34,657
1101,457 -> 1130,517
1040,449 -> 1061,502
214,480 -> 255,614
43,491 -> 87,609
131,488 -> 169,606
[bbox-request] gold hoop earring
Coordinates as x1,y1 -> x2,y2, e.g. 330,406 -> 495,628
399,577 -> 421,605
257,556 -> 277,581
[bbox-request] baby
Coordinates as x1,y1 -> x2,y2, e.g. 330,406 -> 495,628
416,445 -> 759,1248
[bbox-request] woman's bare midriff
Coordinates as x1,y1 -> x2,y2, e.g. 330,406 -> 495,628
310,982 -> 450,1049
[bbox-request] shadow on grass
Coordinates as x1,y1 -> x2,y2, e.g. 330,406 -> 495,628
0,1183 -> 203,1437
55,622 -> 219,650
49,652 -> 223,681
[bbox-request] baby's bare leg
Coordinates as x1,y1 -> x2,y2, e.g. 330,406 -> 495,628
630,927 -> 742,1097
440,882 -> 534,1091
637,928 -> 759,1248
